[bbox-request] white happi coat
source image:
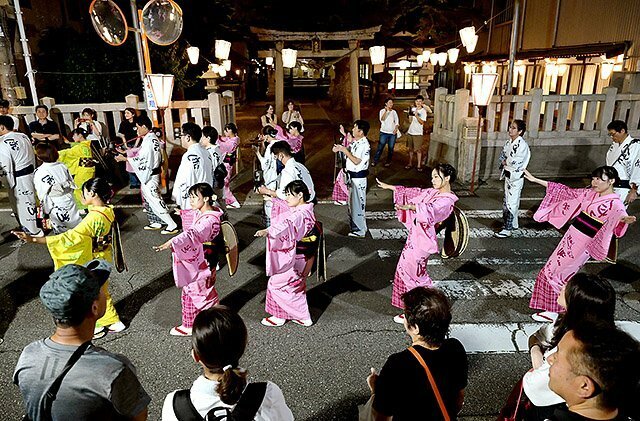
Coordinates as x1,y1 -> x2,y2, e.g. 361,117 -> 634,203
276,158 -> 315,202
606,134 -> 640,201
500,135 -> 531,229
0,131 -> 40,234
34,162 -> 82,233
172,143 -> 214,210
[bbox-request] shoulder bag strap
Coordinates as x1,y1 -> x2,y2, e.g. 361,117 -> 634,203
229,382 -> 268,420
172,389 -> 204,421
408,346 -> 451,421
40,341 -> 92,421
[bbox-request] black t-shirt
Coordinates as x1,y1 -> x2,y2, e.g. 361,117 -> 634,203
29,119 -> 59,136
549,406 -> 631,421
373,339 -> 468,421
118,120 -> 138,146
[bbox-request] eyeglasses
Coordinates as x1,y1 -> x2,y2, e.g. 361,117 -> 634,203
607,132 -> 618,138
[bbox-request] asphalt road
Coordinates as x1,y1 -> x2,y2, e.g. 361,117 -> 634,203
1,100 -> 639,420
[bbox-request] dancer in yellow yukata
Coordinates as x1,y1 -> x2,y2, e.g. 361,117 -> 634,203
13,177 -> 125,337
58,128 -> 96,210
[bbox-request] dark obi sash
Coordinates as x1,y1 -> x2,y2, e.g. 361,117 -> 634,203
614,179 -> 630,189
572,211 -> 604,238
296,222 -> 322,258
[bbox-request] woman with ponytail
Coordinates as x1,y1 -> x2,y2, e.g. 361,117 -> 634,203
161,306 -> 294,420
13,177 -> 125,335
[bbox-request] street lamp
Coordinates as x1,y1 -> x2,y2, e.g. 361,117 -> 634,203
147,73 -> 174,109
469,72 -> 499,193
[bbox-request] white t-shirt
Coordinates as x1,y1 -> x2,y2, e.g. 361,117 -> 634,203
407,106 -> 428,135
522,323 -> 564,407
346,137 -> 370,172
379,109 -> 399,134
161,376 -> 294,421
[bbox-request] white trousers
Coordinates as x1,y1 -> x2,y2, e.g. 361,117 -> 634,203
503,176 -> 524,230
349,177 -> 367,235
11,175 -> 40,235
141,175 -> 176,229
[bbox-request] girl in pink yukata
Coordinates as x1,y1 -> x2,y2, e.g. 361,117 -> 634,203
377,163 -> 458,324
255,180 -> 316,327
154,183 -> 224,336
332,124 -> 351,206
524,166 -> 636,323
274,121 -> 305,164
218,123 -> 241,209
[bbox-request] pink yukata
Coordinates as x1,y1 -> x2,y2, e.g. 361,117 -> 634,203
171,208 -> 224,327
332,135 -> 350,204
264,198 -> 316,321
391,186 -> 458,309
274,126 -> 303,154
530,182 -> 629,313
217,135 -> 240,206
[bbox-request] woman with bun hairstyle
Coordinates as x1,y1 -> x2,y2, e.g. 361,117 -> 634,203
13,177 -> 125,334
161,306 -> 294,420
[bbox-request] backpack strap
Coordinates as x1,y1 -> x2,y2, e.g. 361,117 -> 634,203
228,382 -> 268,420
172,389 -> 204,421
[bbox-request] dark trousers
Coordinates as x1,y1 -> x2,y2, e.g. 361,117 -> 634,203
373,132 -> 397,164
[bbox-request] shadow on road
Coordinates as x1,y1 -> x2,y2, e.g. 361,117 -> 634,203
0,267 -> 52,337
115,270 -> 174,323
302,394 -> 364,421
219,274 -> 267,312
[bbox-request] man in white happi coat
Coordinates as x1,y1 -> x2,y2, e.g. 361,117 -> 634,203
258,140 -> 316,203
172,122 -> 213,211
332,120 -> 371,238
115,115 -> 178,234
606,120 -> 640,205
0,115 -> 43,236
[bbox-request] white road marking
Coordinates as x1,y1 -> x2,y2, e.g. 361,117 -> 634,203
366,209 -> 531,220
369,227 -> 561,240
434,279 -> 535,299
452,321 -> 640,354
376,251 -> 549,266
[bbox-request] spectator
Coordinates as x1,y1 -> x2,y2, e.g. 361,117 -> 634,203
117,107 -> 141,189
260,104 -> 278,128
13,260 -> 150,420
372,97 -> 399,167
0,99 -> 20,131
503,274 -> 617,420
546,323 -> 640,420
28,104 -> 61,146
404,95 -> 430,172
281,100 -> 304,132
364,286 -> 467,420
161,306 -> 294,420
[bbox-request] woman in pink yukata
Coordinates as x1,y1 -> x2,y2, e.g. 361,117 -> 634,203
524,166 -> 636,323
377,163 -> 458,324
255,180 -> 316,328
153,183 -> 224,336
218,123 -> 241,209
332,124 -> 351,206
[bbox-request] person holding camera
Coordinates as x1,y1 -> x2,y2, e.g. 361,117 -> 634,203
372,97 -> 399,167
254,125 -> 280,226
405,95 -> 429,172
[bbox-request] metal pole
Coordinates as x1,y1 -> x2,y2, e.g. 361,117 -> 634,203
13,0 -> 37,105
506,0 -> 521,94
130,0 -> 146,84
469,106 -> 485,194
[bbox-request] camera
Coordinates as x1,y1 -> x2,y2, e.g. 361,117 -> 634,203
407,106 -> 417,116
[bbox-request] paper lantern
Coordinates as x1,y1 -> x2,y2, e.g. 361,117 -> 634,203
557,64 -> 568,76
471,73 -> 499,106
369,46 -> 386,65
448,48 -> 460,64
459,26 -> 478,53
437,52 -> 447,66
265,56 -> 273,66
215,39 -> 231,60
429,53 -> 438,66
601,62 -> 614,79
186,46 -> 199,64
223,59 -> 231,71
422,50 -> 431,63
399,60 -> 410,70
146,74 -> 174,109
282,49 -> 298,68
416,55 -> 424,66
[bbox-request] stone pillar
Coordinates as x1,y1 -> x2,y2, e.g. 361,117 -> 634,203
125,94 -> 140,109
275,41 -> 284,117
349,40 -> 360,121
598,87 -> 618,136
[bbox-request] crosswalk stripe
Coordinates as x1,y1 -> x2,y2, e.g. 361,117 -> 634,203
369,227 -> 561,240
451,321 -> 640,354
376,251 -> 550,266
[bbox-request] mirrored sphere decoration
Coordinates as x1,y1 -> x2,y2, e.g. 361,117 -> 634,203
89,0 -> 128,46
142,0 -> 184,46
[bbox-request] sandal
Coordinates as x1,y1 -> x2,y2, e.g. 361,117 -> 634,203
170,325 -> 192,336
417,167 -> 424,172
291,319 -> 313,327
404,165 -> 412,170
261,316 -> 286,327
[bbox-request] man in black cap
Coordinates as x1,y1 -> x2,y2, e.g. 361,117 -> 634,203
13,260 -> 150,420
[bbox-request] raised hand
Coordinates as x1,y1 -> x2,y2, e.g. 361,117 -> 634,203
620,215 -> 637,225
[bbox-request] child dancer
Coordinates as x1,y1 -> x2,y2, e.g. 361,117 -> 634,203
58,128 -> 95,210
218,123 -> 241,209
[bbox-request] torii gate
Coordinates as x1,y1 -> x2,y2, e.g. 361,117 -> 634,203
251,26 -> 381,121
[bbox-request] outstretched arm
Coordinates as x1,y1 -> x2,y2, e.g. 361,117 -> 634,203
524,170 -> 548,188
376,178 -> 396,191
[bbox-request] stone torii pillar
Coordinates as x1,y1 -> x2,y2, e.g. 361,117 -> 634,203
275,41 -> 284,117
349,39 -> 361,121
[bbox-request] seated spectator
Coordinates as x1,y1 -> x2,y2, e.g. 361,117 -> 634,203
28,104 -> 60,145
364,287 -> 467,420
546,323 -> 640,420
521,273 -> 616,420
0,99 -> 20,131
13,260 -> 150,420
161,306 -> 294,421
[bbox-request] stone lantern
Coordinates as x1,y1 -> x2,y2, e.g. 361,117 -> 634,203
417,65 -> 435,101
200,64 -> 220,93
